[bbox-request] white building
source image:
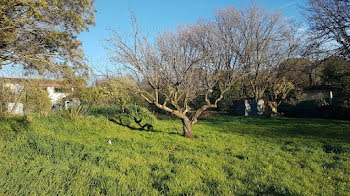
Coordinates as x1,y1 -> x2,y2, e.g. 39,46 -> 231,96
1,78 -> 74,114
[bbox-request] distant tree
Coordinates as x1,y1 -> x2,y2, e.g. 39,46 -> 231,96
80,77 -> 138,111
0,79 -> 53,116
264,77 -> 295,116
97,78 -> 138,112
321,56 -> 350,98
216,6 -> 298,115
278,58 -> 322,88
217,6 -> 298,100
303,0 -> 350,58
0,0 -> 96,76
106,15 -> 240,138
79,87 -> 110,107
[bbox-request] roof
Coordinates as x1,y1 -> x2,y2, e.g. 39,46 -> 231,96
0,77 -> 72,88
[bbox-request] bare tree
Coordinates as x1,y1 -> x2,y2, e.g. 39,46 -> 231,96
303,0 -> 350,58
232,6 -> 297,99
215,6 -> 298,115
106,15 -> 240,138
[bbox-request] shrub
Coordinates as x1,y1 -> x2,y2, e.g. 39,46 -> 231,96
22,87 -> 52,115
110,104 -> 156,130
60,105 -> 87,120
89,105 -> 122,117
279,100 -> 350,120
318,104 -> 350,120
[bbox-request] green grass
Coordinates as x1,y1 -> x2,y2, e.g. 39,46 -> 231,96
0,115 -> 350,195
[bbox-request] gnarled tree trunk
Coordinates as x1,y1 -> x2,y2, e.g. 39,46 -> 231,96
182,118 -> 194,138
264,101 -> 279,117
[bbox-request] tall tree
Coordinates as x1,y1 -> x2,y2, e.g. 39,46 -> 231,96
0,0 -> 96,76
216,6 -> 298,114
303,0 -> 350,58
106,15 -> 240,138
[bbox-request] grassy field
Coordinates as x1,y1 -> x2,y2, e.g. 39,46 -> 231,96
0,114 -> 350,195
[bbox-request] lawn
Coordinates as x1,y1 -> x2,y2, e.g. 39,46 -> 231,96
0,114 -> 349,195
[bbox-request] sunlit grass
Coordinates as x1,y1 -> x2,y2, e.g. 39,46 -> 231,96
0,115 -> 349,195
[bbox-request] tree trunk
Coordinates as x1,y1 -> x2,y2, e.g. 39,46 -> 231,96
264,101 -> 278,117
182,118 -> 194,138
269,101 -> 278,114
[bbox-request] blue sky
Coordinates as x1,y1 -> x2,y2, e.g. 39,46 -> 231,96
79,0 -> 307,70
0,0 -> 307,78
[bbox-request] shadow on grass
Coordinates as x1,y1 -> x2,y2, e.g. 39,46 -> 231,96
108,117 -> 161,133
109,117 -> 184,137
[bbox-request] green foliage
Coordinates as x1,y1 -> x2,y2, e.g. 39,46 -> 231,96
79,87 -> 113,106
60,105 -> 87,121
89,105 -> 122,117
0,115 -> 350,195
278,58 -> 314,88
217,83 -> 244,112
0,0 -> 96,76
22,87 -> 52,114
111,104 -> 157,130
322,56 -> 350,98
79,78 -> 140,111
0,115 -> 31,140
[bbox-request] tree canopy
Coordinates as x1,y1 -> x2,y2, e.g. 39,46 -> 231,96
0,0 -> 96,76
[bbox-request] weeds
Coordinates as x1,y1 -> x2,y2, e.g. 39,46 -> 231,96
0,115 -> 349,195
60,105 -> 87,120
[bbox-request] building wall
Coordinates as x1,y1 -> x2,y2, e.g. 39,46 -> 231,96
233,99 -> 265,116
301,90 -> 331,102
46,87 -> 69,104
5,83 -> 69,104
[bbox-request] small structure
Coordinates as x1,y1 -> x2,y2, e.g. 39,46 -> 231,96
297,85 -> 334,103
1,78 -> 74,114
232,99 -> 265,116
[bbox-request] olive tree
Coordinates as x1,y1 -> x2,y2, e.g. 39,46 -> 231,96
106,15 -> 240,138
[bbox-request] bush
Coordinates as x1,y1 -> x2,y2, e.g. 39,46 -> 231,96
318,104 -> 350,120
110,104 -> 157,130
22,87 -> 52,115
0,115 -> 31,140
89,105 -> 122,117
60,105 -> 87,120
279,100 -> 350,120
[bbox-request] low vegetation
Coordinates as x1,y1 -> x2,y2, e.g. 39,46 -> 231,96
1,114 -> 349,195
